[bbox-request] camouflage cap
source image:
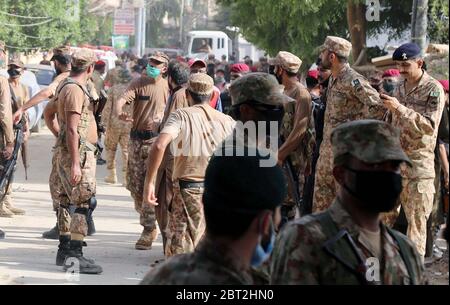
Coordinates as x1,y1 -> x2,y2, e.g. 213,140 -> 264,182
117,68 -> 132,84
0,40 -> 5,52
331,120 -> 411,166
269,51 -> 302,73
149,51 -> 169,64
320,36 -> 352,58
7,58 -> 24,69
51,46 -> 71,58
229,72 -> 294,106
187,73 -> 214,95
71,48 -> 96,69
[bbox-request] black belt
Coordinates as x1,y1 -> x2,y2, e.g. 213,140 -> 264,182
179,180 -> 204,189
130,130 -> 158,140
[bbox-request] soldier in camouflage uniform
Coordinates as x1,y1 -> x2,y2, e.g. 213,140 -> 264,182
141,152 -> 286,285
114,52 -> 169,250
313,36 -> 384,213
380,43 -> 446,258
102,69 -> 133,185
54,49 -> 102,274
142,73 -> 235,257
270,51 -> 314,225
0,42 -> 14,236
271,120 -> 427,285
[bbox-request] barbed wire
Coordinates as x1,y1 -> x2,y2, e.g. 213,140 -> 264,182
0,10 -> 51,19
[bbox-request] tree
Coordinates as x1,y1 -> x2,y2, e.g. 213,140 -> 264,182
428,0 -> 449,43
0,0 -> 113,53
218,0 -> 348,66
411,0 -> 429,52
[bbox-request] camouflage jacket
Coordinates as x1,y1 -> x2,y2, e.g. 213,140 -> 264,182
389,71 -> 446,179
270,199 -> 427,285
321,64 -> 383,154
103,83 -> 132,132
281,81 -> 314,171
140,237 -> 254,285
0,76 -> 13,146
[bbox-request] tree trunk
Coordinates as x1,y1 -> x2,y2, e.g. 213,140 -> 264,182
411,0 -> 429,53
347,0 -> 367,65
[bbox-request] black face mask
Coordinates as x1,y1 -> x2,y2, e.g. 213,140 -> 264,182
7,69 -> 21,78
342,167 -> 403,213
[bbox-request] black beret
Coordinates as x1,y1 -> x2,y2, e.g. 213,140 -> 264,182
392,42 -> 422,61
202,152 -> 286,214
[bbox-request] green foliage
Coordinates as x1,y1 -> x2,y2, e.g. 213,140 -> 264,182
0,0 -> 113,53
428,0 -> 449,43
218,0 -> 348,66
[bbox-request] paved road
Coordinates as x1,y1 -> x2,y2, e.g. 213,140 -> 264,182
0,129 -> 164,285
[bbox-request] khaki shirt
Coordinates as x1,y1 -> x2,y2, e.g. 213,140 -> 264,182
121,76 -> 169,132
57,83 -> 98,145
160,86 -> 190,128
281,81 -> 312,170
161,103 -> 235,182
48,71 -> 71,98
390,71 -> 446,179
91,70 -> 104,94
9,81 -> 29,111
321,64 -> 383,154
0,76 -> 13,145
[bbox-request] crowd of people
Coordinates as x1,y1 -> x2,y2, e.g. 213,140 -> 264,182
0,35 -> 449,284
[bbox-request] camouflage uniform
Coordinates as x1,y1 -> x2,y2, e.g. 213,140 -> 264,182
383,71 -> 446,258
271,51 -> 314,221
103,70 -> 132,184
271,199 -> 427,285
141,237 -> 253,285
313,37 -> 384,213
0,76 -> 14,216
271,120 -> 426,285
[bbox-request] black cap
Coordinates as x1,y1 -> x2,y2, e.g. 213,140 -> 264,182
392,42 -> 422,61
203,152 -> 286,214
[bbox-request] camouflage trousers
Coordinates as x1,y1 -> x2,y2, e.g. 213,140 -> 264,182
127,138 -> 157,230
382,178 -> 435,258
154,151 -> 174,252
105,127 -> 130,172
56,147 -> 97,238
312,147 -> 336,212
165,180 -> 205,257
49,147 -> 62,211
281,165 -> 306,221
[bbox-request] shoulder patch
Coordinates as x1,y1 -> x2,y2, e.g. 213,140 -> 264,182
430,91 -> 440,97
351,79 -> 361,88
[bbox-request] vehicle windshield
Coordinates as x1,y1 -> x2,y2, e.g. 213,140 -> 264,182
191,38 -> 213,54
35,69 -> 55,86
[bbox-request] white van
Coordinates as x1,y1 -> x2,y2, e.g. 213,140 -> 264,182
185,31 -> 232,60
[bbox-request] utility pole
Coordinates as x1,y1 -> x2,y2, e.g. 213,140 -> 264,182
142,6 -> 147,55
411,0 -> 429,53
135,6 -> 143,57
179,0 -> 185,48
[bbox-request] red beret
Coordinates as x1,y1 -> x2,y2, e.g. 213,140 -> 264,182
95,60 -> 106,67
307,69 -> 319,80
230,63 -> 250,73
382,69 -> 400,78
188,58 -> 206,68
439,80 -> 449,92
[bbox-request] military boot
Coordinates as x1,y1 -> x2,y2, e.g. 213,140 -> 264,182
104,168 -> 117,184
4,197 -> 25,215
0,228 -> 5,239
135,227 -> 158,250
43,212 -> 59,239
42,223 -> 59,239
0,201 -> 14,218
56,235 -> 71,266
63,240 -> 103,274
